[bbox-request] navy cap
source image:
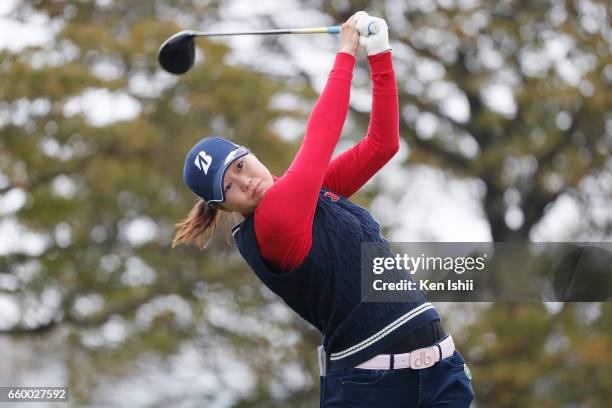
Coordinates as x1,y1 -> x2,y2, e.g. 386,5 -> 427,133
183,137 -> 249,203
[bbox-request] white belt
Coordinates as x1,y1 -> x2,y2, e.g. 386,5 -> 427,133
354,334 -> 455,370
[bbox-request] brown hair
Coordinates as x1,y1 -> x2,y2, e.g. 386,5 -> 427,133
172,199 -> 224,249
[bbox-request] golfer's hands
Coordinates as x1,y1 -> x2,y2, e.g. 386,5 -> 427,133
354,11 -> 391,55
338,15 -> 359,57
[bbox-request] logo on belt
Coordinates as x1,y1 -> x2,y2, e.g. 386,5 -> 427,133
410,347 -> 436,369
324,191 -> 339,202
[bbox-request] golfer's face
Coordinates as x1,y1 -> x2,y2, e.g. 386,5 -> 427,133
222,153 -> 273,214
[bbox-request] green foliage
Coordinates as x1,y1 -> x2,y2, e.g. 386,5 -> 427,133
1,0 -> 611,406
1,0 -> 313,404
459,304 -> 612,407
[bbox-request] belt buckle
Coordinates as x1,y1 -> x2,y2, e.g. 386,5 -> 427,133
409,346 -> 436,369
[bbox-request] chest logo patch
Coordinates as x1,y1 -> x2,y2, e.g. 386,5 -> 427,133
324,191 -> 340,202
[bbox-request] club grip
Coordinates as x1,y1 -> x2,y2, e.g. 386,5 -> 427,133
367,22 -> 380,35
327,24 -> 379,35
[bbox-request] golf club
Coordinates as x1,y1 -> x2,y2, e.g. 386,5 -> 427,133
158,24 -> 380,75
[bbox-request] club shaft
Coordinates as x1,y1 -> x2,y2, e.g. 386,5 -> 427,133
192,26 -> 341,37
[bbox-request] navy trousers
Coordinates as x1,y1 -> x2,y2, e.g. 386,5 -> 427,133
320,351 -> 474,407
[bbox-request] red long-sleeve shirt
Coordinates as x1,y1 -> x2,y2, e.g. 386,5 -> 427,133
252,51 -> 399,272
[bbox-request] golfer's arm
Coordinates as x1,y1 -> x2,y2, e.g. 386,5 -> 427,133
253,52 -> 355,271
322,51 -> 399,198
280,51 -> 355,201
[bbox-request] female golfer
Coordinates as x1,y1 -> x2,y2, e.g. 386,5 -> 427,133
173,12 -> 473,407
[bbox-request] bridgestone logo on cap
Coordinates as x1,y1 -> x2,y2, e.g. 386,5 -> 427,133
194,151 -> 212,174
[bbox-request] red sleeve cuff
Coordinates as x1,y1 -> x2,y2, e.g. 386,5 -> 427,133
334,52 -> 356,73
367,51 -> 393,73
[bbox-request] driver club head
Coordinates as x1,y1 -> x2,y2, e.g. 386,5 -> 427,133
158,31 -> 196,75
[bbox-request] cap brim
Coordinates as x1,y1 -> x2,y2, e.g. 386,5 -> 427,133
209,147 -> 250,203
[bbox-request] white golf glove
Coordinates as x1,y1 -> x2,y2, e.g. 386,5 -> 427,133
354,11 -> 391,56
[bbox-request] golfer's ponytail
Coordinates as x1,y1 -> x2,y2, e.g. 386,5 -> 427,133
172,199 -> 221,249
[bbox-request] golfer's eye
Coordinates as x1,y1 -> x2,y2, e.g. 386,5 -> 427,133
224,183 -> 232,193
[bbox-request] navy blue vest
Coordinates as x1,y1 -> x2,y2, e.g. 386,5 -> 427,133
232,188 -> 439,371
